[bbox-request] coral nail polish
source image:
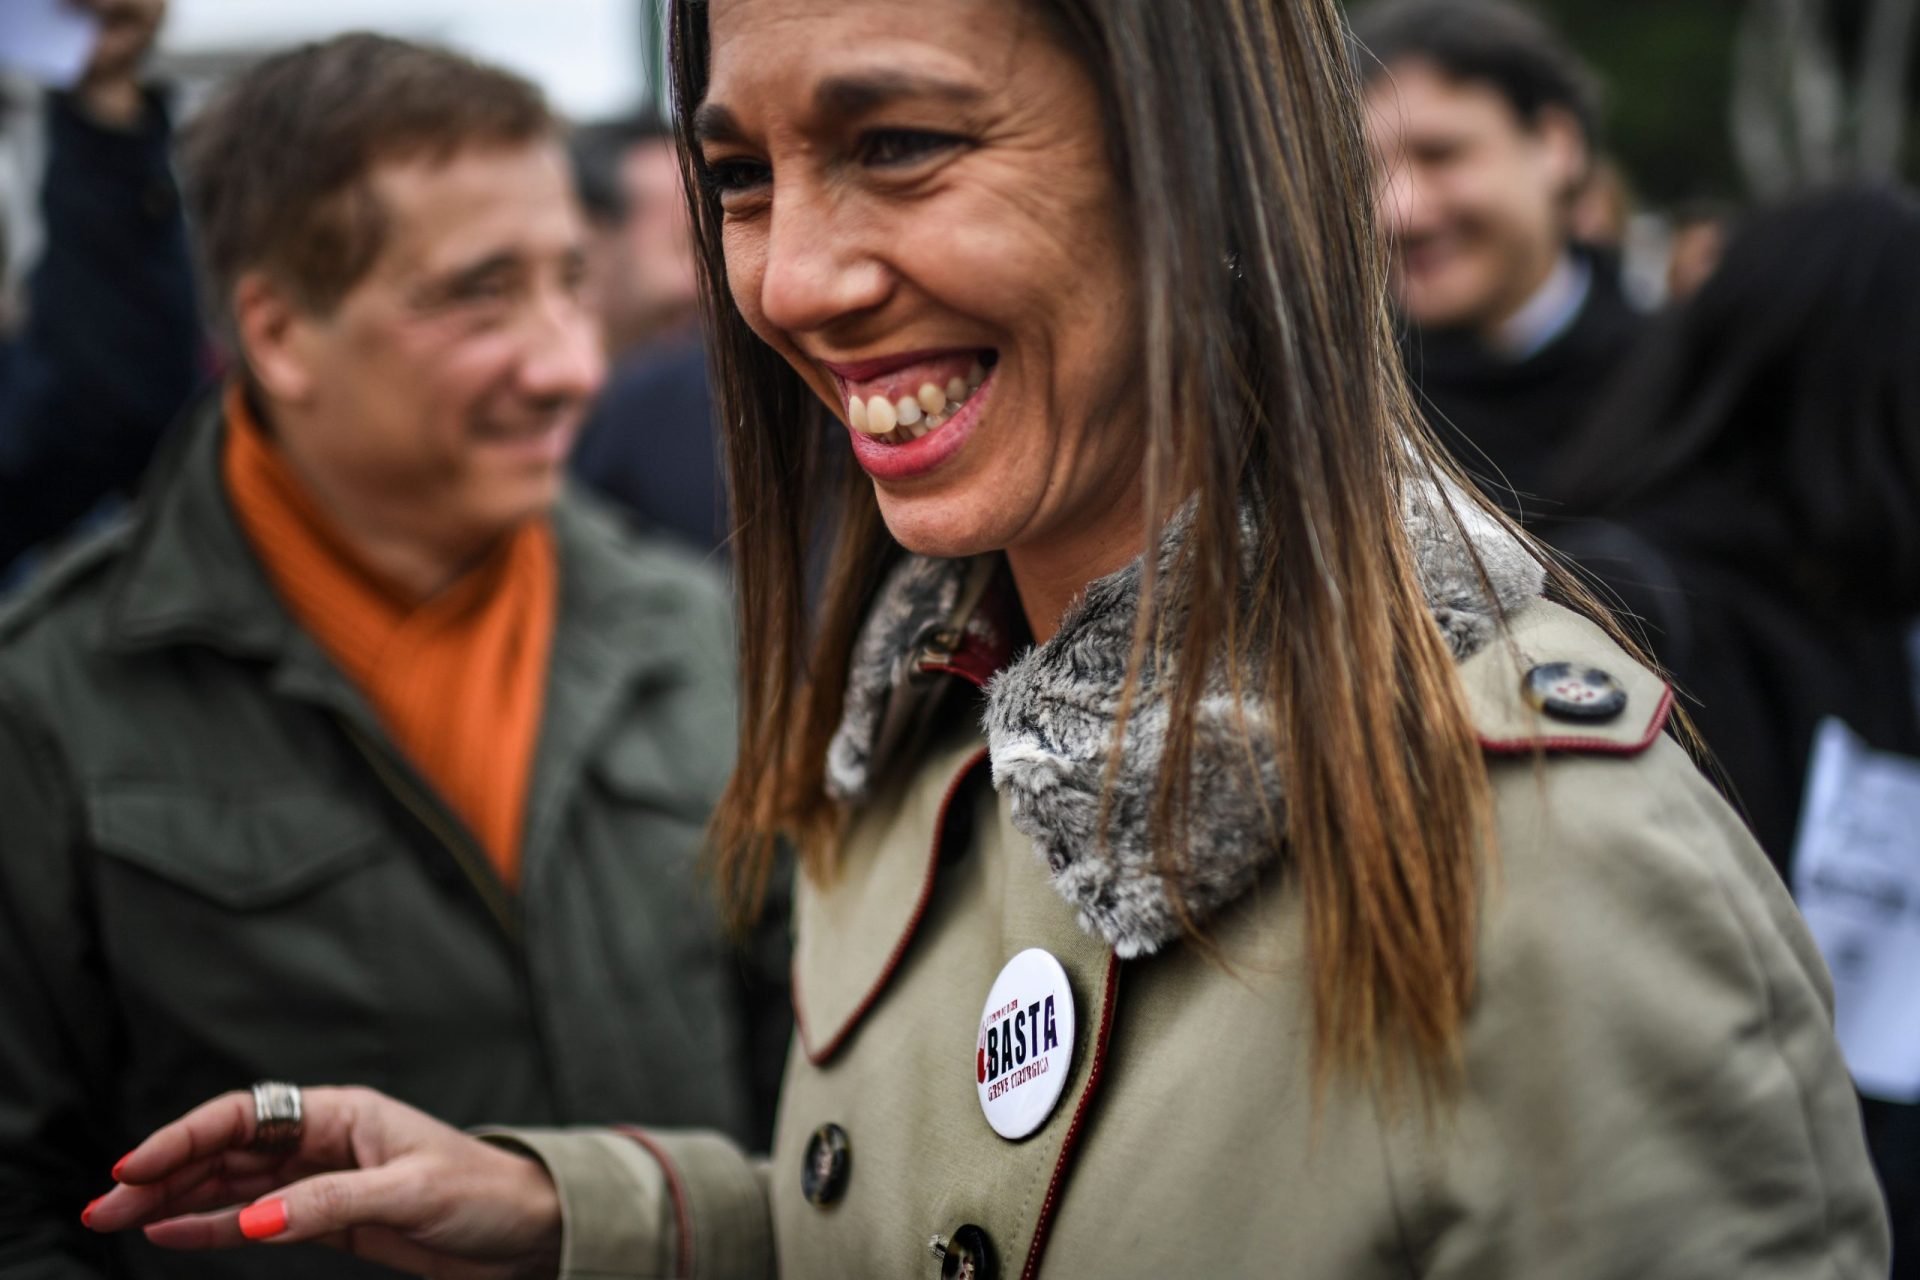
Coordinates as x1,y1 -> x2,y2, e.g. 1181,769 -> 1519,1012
111,1153 -> 131,1181
237,1199 -> 288,1241
80,1196 -> 103,1228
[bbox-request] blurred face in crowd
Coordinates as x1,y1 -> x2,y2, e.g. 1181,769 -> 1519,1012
584,136 -> 702,355
1365,58 -> 1586,337
84,0 -> 168,87
620,138 -> 701,335
697,0 -> 1148,574
240,141 -> 604,562
1667,216 -> 1728,302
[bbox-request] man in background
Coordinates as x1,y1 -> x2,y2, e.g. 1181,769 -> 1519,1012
0,36 -> 782,1278
571,114 -> 700,359
1354,0 -> 1645,526
568,115 -> 728,555
0,0 -> 202,578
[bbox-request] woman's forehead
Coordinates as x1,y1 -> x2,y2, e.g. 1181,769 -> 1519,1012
709,0 -> 1005,37
704,0 -> 1034,105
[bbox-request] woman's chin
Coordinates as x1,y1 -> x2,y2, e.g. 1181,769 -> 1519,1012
872,494 -> 1020,561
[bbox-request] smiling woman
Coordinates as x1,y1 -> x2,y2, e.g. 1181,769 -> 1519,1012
83,0 -> 1892,1277
688,7 -> 1145,603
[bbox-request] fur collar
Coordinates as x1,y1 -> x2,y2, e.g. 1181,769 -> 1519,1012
826,487 -> 1545,957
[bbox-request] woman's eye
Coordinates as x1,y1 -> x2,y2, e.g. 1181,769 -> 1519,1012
858,129 -> 964,169
702,157 -> 772,197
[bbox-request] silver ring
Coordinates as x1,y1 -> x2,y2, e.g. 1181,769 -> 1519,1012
249,1081 -> 303,1154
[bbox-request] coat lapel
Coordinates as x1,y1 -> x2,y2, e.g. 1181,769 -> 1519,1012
794,732 -> 990,1064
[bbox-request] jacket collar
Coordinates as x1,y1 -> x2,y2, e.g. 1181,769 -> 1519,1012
103,392 -> 689,669
102,393 -> 293,659
827,482 -> 1547,958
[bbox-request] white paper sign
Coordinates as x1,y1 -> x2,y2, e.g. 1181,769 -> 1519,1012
0,0 -> 100,89
1792,717 -> 1920,1102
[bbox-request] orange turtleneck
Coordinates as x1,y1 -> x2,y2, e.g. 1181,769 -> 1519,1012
221,385 -> 556,888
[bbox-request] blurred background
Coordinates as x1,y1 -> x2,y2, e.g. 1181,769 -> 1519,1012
2,0 -> 672,300
1472,0 -> 1920,304
1523,0 -> 1920,203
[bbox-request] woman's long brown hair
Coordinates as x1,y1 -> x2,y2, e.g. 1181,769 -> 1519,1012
675,0 -> 1588,1092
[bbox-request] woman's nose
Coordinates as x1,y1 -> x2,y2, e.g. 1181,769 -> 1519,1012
756,189 -> 892,335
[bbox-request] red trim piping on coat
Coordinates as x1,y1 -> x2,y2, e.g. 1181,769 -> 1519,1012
1478,683 -> 1675,757
919,661 -> 991,686
1021,951 -> 1122,1280
614,1126 -> 693,1279
794,746 -> 993,1065
936,567 -> 1021,688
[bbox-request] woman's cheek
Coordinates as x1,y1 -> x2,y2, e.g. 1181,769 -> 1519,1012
720,226 -> 768,330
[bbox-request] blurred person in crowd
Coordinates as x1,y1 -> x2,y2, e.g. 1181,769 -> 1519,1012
568,114 -> 728,554
0,34 -> 784,1279
1355,0 -> 1646,526
1568,155 -> 1633,251
1665,198 -> 1735,302
572,114 -> 701,357
0,0 -> 203,579
1551,185 -> 1920,1271
83,0 -> 1887,1275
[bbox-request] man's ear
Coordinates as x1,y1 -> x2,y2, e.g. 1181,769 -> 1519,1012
232,272 -> 319,405
1535,104 -> 1592,201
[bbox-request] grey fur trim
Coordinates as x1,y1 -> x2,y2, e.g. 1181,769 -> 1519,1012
824,554 -> 963,802
1405,478 -> 1546,659
830,483 -> 1544,955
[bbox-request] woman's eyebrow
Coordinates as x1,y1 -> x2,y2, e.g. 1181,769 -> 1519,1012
693,101 -> 745,145
693,72 -> 985,147
813,71 -> 986,119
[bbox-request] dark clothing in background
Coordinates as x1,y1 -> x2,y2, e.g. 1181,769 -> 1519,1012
0,402 -> 789,1279
1573,513 -> 1920,872
571,333 -> 729,556
1563,490 -> 1920,1279
0,88 -> 203,577
1400,249 -> 1645,526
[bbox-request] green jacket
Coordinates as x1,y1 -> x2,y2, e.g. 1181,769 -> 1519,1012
0,402 -> 785,1279
497,586 -> 1889,1277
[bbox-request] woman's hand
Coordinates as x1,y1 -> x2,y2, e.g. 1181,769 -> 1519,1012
82,1086 -> 562,1280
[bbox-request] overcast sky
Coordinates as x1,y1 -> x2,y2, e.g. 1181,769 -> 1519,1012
158,0 -> 655,120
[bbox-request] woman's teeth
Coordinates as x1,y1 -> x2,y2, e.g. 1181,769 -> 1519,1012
847,359 -> 989,442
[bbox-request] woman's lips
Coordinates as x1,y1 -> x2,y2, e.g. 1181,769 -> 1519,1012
843,360 -> 995,483
821,348 -> 970,384
830,350 -> 987,420
838,353 -> 988,442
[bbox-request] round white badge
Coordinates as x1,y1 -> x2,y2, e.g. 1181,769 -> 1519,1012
974,948 -> 1077,1140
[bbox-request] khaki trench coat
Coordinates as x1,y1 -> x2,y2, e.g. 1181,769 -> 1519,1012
501,601 -> 1890,1279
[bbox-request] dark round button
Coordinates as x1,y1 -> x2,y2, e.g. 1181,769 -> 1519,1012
940,1224 -> 996,1280
800,1123 -> 851,1207
1522,662 -> 1628,722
